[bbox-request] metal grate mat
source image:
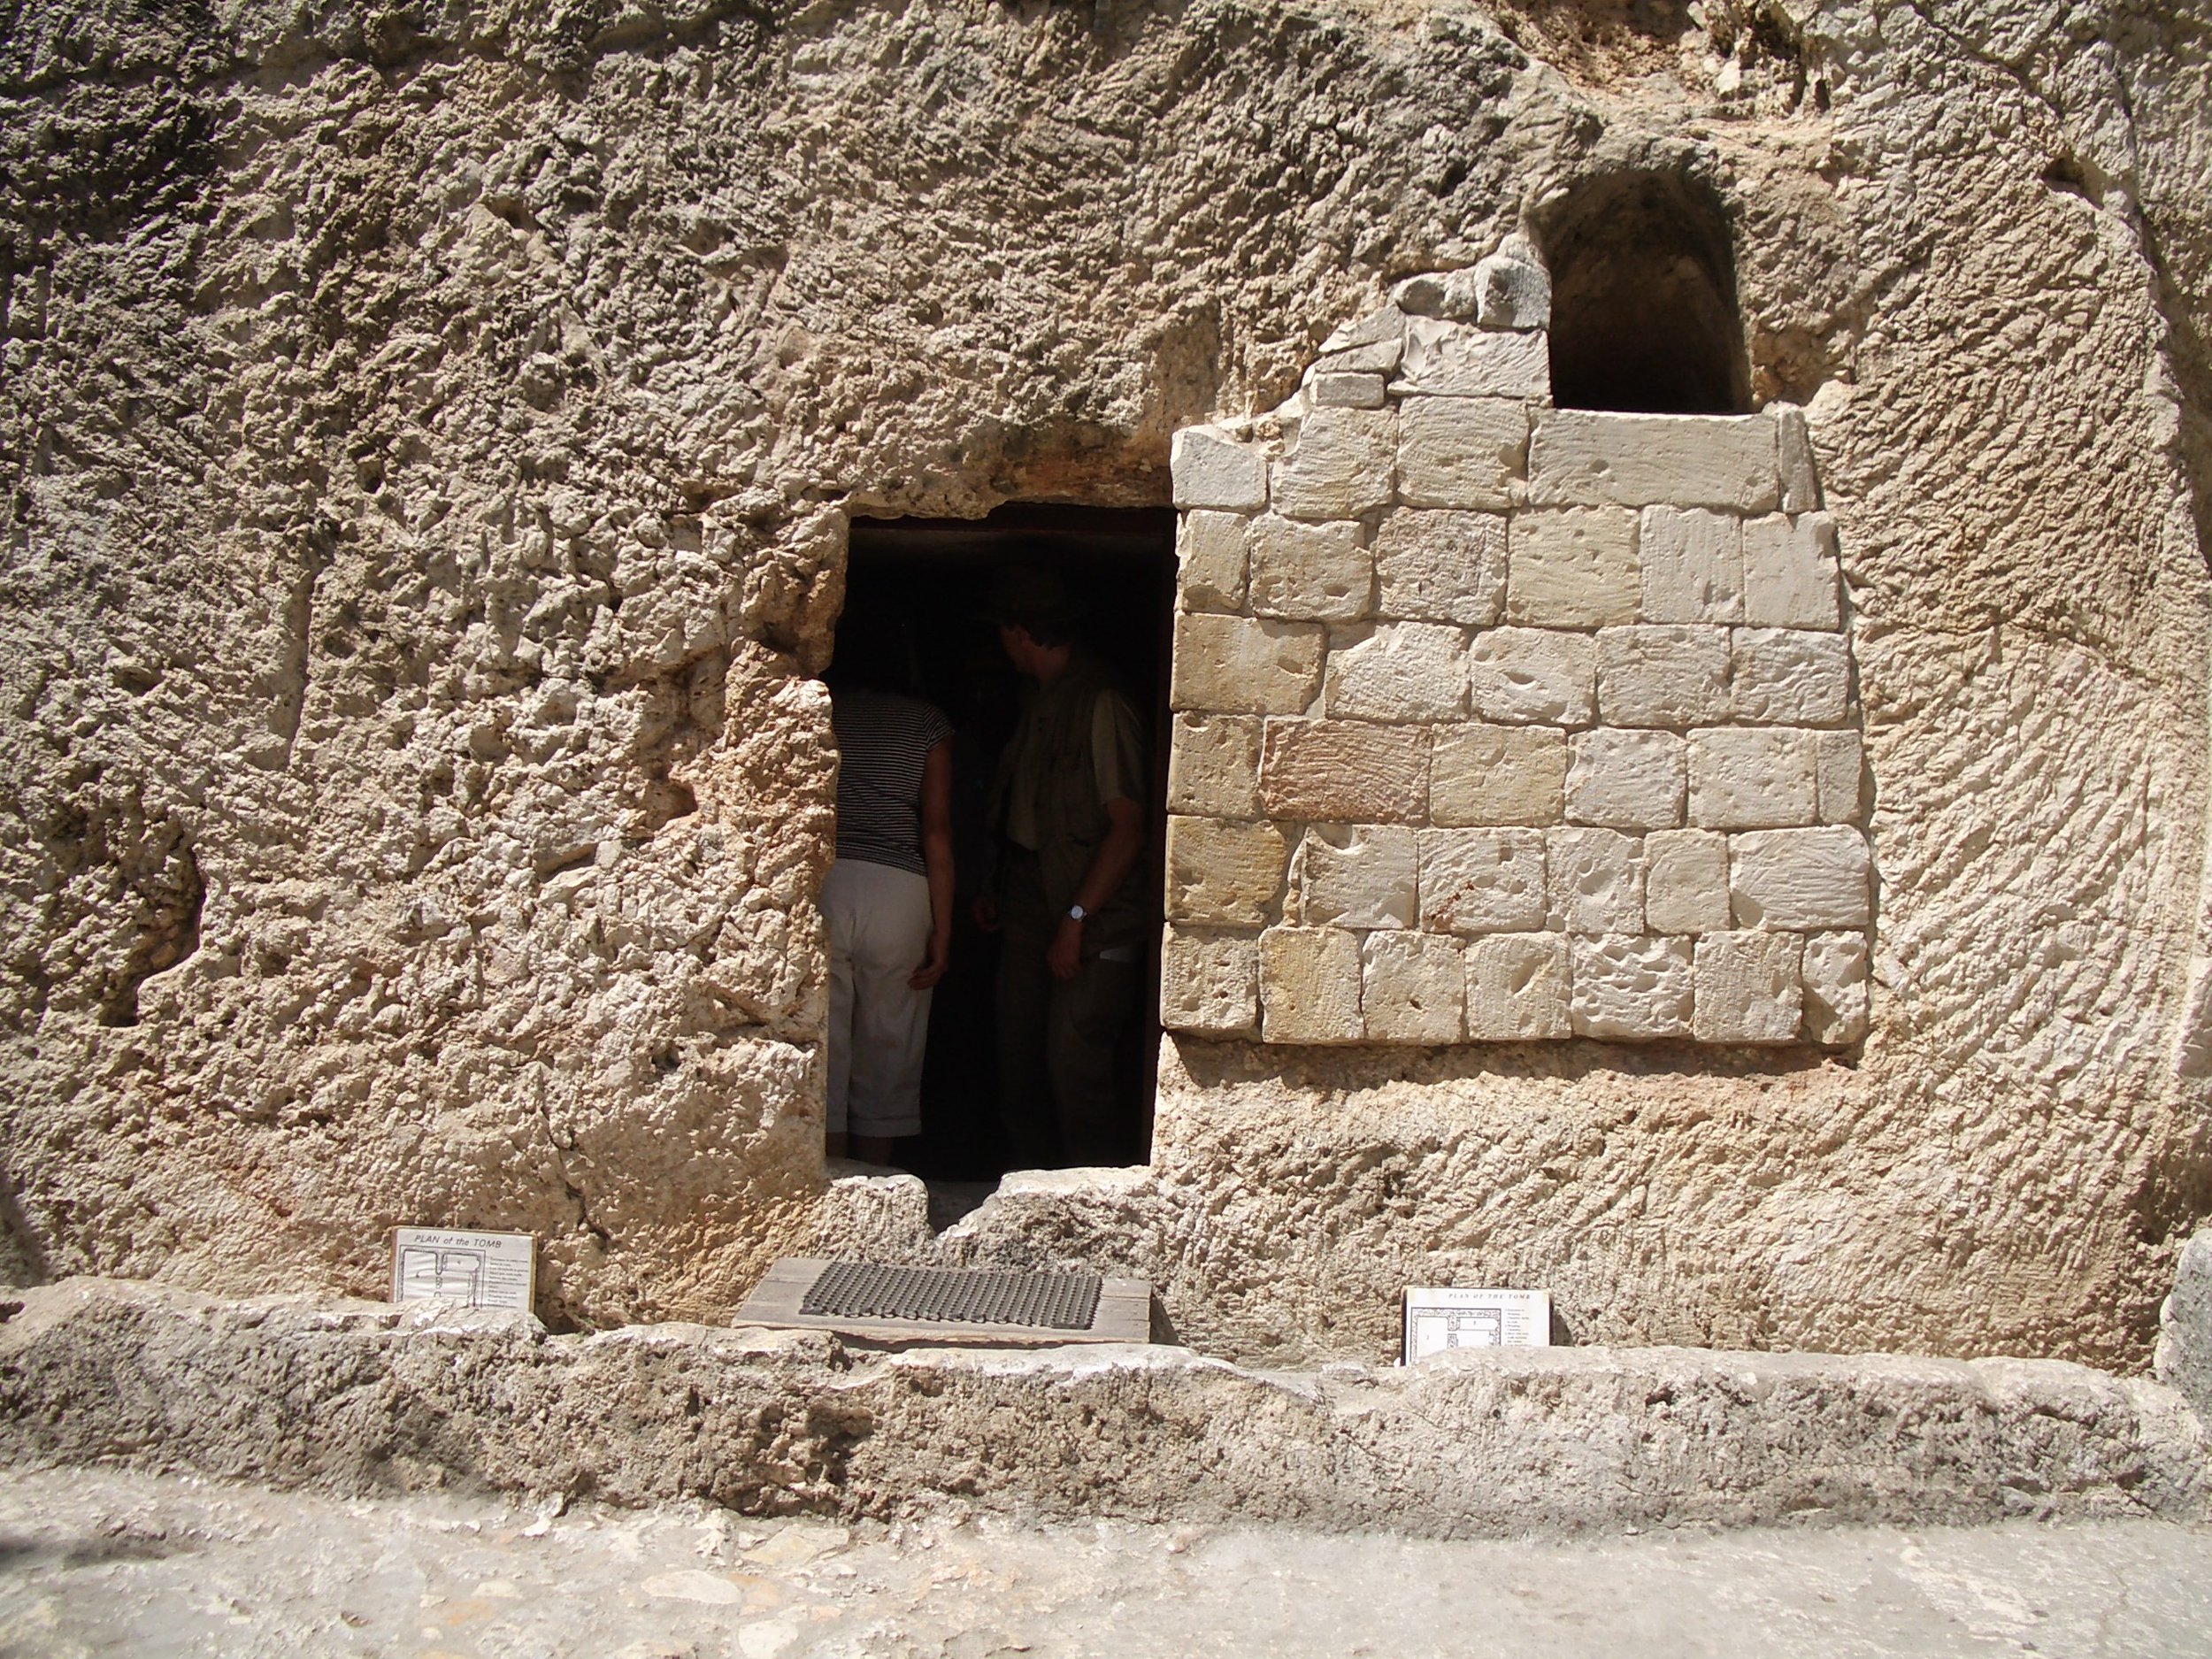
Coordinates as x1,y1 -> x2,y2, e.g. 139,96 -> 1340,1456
800,1261 -> 1102,1331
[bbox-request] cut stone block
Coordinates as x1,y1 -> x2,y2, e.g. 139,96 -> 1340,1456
1731,826 -> 1871,929
1373,509 -> 1507,626
1167,713 -> 1263,818
1164,816 -> 1287,927
1741,513 -> 1841,629
1571,934 -> 1694,1040
1390,270 -> 1480,320
1398,396 -> 1528,511
1595,624 -> 1732,726
1429,723 -> 1567,827
1467,627 -> 1597,726
1775,402 -> 1822,513
1272,407 -> 1395,520
1473,250 -> 1550,331
1248,515 -> 1371,621
1178,509 -> 1248,612
1801,928 -> 1870,1044
1639,507 -> 1742,625
1171,613 -> 1325,715
1310,372 -> 1386,409
1315,305 -> 1408,371
1400,319 -> 1550,399
1694,930 -> 1804,1044
1325,621 -> 1469,723
1259,719 -> 1428,824
1160,928 -> 1259,1038
1687,726 -> 1817,829
1466,932 -> 1571,1040
1171,426 -> 1268,511
1505,508 -> 1640,628
1546,826 -> 1643,934
1363,932 -> 1466,1042
1565,729 -> 1686,831
1418,826 -> 1548,935
1528,410 -> 1780,512
1732,628 -> 1852,726
1291,824 -> 1419,930
1643,828 -> 1732,933
1814,728 -> 1863,822
1260,926 -> 1364,1043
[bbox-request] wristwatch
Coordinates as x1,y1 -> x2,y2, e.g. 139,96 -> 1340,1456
1066,903 -> 1088,922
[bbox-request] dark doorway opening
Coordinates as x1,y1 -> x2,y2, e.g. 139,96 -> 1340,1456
1537,169 -> 1751,416
832,504 -> 1177,1188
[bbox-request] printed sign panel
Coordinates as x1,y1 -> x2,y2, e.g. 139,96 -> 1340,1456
391,1227 -> 535,1314
1402,1286 -> 1551,1362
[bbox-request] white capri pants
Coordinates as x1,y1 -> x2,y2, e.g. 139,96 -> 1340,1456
821,857 -> 933,1139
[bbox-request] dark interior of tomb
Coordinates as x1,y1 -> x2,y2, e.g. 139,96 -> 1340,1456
831,504 -> 1178,1185
1538,169 -> 1752,415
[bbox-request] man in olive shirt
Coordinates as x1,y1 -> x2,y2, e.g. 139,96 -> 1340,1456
975,565 -> 1149,1168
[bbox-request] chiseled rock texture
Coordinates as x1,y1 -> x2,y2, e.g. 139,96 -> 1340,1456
3,0 -> 2212,1368
0,1279 -> 2205,1535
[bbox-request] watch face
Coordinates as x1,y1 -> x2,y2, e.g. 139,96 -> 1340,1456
1069,904 -> 1087,922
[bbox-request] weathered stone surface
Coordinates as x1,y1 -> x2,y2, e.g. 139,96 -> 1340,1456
1290,825 -> 1418,930
1418,828 -> 1547,935
1774,403 -> 1822,514
1464,933 -> 1571,1040
1172,614 -> 1326,715
1731,827 -> 1872,930
1161,928 -> 1260,1038
1813,729 -> 1864,823
1571,935 -> 1694,1039
1596,625 -> 1732,726
1546,828 -> 1643,935
1688,726 -> 1818,830
1325,622 -> 1468,722
1644,829 -> 1732,934
1259,721 -> 1427,824
1694,930 -> 1804,1044
1565,729 -> 1686,831
1639,507 -> 1743,625
1467,627 -> 1597,726
1179,509 -> 1251,611
1399,319 -> 1551,399
1373,510 -> 1507,626
1362,932 -> 1464,1042
1310,371 -> 1386,409
1741,514 -> 1841,630
1272,408 -> 1396,521
1172,427 -> 1269,511
1168,713 -> 1263,818
1472,248 -> 1551,331
1528,412 -> 1780,511
1801,929 -> 1870,1046
1731,629 -> 1853,726
1429,724 -> 1567,826
1165,817 -> 1286,927
1505,509 -> 1640,628
1260,926 -> 1363,1044
1397,397 -> 1528,510
1248,516 -> 1372,621
2154,1229 -> 2212,1428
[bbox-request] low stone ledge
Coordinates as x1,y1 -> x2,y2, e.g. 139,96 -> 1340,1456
1,1279 -> 2204,1538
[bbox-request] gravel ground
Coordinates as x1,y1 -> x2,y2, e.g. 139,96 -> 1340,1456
3,1467 -> 2210,1658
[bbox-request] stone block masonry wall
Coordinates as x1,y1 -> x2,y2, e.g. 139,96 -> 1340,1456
1164,277 -> 1870,1047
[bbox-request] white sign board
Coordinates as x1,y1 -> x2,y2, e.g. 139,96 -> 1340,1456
391,1228 -> 535,1314
1403,1287 -> 1551,1362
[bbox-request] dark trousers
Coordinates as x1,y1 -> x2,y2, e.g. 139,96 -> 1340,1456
995,863 -> 1138,1169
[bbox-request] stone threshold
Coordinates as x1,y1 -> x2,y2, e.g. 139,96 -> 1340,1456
1,1278 -> 2206,1539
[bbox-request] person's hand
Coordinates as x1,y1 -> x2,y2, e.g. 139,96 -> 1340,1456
909,933 -> 951,990
972,894 -> 1000,933
1047,916 -> 1083,981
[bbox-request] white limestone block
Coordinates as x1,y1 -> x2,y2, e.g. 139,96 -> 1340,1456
1248,515 -> 1372,621
1363,932 -> 1466,1042
1259,719 -> 1429,824
1687,726 -> 1817,829
1595,625 -> 1732,726
1774,402 -> 1822,513
1373,509 -> 1507,625
1546,826 -> 1643,934
1732,628 -> 1852,726
1167,713 -> 1263,818
1160,928 -> 1259,1038
1310,371 -> 1387,409
1566,728 -> 1686,831
1741,512 -> 1841,629
1325,621 -> 1469,723
1171,426 -> 1268,511
1398,396 -> 1528,510
1400,318 -> 1551,399
1802,928 -> 1870,1043
1528,410 -> 1780,511
1694,930 -> 1804,1044
1260,926 -> 1364,1043
1473,250 -> 1550,330
1290,824 -> 1419,930
1730,826 -> 1871,929
1171,613 -> 1325,715
1318,303 -> 1409,360
1643,828 -> 1732,933
1571,934 -> 1694,1040
1165,815 -> 1288,927
1429,723 -> 1567,827
1272,407 -> 1396,520
1814,727 -> 1863,822
1390,270 -> 1479,320
1178,509 -> 1248,612
1467,626 -> 1596,726
1505,509 -> 1640,628
1418,826 -> 1548,935
1639,506 -> 1742,625
1466,932 -> 1571,1040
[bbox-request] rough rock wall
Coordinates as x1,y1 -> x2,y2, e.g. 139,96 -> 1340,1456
2,0 -> 2208,1364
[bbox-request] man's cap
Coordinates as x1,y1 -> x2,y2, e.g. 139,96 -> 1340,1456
981,561 -> 1080,635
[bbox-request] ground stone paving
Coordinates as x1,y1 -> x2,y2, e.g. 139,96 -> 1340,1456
3,1468 -> 2209,1659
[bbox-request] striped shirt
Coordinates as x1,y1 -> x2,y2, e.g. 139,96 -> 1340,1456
831,689 -> 954,877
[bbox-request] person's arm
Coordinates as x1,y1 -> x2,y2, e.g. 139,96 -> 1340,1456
910,739 -> 956,988
1045,795 -> 1145,982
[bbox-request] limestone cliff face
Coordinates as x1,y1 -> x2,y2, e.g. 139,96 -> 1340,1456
2,0 -> 2208,1365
